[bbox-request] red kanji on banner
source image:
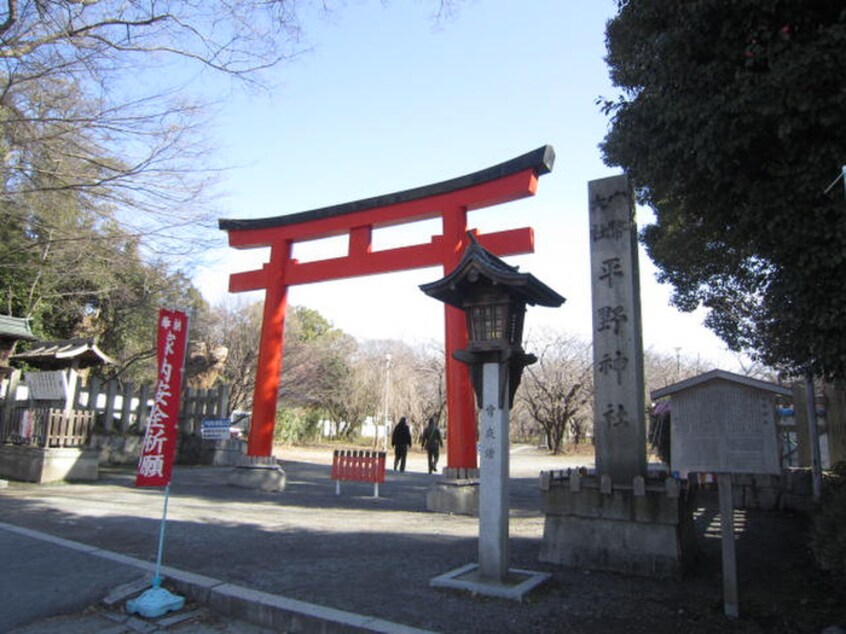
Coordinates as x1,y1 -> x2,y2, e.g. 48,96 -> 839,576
136,309 -> 188,487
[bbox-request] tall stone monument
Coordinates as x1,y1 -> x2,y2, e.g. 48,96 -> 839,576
588,175 -> 647,482
539,175 -> 696,578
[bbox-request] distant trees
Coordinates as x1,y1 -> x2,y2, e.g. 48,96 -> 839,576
517,333 -> 594,454
375,340 -> 446,438
207,298 -> 786,455
264,334 -> 446,445
204,300 -> 263,411
180,297 -> 451,444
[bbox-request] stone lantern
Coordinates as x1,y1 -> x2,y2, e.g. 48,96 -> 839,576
420,233 -> 565,408
420,233 -> 564,599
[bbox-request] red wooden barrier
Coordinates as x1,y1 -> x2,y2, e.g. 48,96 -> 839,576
332,449 -> 386,497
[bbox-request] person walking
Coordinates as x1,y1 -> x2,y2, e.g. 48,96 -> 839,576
391,416 -> 412,472
421,417 -> 443,474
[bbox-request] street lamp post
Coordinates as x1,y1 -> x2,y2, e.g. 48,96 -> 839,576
382,353 -> 392,452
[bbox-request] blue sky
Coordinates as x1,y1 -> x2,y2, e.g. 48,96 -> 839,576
193,0 -> 740,369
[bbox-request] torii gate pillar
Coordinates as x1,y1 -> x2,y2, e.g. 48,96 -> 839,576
219,146 -> 555,489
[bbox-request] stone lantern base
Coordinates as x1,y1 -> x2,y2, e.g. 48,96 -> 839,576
539,471 -> 698,578
425,468 -> 480,516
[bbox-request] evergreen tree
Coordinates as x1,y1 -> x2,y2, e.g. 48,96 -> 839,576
602,0 -> 846,377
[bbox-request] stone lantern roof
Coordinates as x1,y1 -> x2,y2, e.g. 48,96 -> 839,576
419,233 -> 565,309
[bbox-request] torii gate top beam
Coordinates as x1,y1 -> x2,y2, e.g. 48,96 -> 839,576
219,145 -> 554,291
220,145 -> 553,237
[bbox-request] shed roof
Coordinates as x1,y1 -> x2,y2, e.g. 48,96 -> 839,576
11,338 -> 114,369
650,368 -> 792,401
0,315 -> 35,341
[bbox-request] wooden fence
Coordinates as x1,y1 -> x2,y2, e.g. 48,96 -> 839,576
2,408 -> 96,448
0,370 -> 230,447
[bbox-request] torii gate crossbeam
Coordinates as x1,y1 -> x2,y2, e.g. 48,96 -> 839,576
219,145 -> 554,471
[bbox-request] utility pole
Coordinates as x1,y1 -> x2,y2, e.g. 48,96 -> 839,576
382,353 -> 392,452
805,372 -> 823,501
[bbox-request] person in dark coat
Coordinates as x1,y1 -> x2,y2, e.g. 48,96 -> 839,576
421,417 -> 443,474
391,416 -> 412,472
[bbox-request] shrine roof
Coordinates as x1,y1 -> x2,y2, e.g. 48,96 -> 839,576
219,145 -> 555,232
0,315 -> 35,341
11,337 -> 114,369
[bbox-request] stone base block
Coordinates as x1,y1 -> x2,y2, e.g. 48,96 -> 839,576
442,467 -> 481,479
0,445 -> 100,483
430,563 -> 550,601
200,439 -> 246,467
426,476 -> 479,516
90,434 -> 141,465
539,472 -> 696,578
228,456 -> 286,492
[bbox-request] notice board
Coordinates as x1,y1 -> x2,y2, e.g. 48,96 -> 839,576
669,379 -> 781,475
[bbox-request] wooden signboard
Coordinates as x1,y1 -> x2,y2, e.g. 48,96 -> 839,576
25,371 -> 68,401
651,369 -> 792,618
670,381 -> 781,476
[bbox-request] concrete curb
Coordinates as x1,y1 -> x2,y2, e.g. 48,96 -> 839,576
0,522 -> 436,634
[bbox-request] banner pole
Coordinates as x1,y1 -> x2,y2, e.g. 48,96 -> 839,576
127,308 -> 190,618
152,483 -> 172,587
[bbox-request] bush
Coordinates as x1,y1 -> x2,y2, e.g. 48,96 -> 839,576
273,407 -> 321,444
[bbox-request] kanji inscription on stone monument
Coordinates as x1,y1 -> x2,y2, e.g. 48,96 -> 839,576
588,175 -> 647,482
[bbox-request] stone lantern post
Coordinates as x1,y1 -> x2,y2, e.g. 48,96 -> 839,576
421,233 -> 564,599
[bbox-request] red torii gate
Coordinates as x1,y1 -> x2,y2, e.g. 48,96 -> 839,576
219,145 -> 554,472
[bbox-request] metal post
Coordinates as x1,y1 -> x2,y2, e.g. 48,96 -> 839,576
126,482 -> 186,617
805,372 -> 823,501
382,354 -> 392,452
153,484 -> 172,587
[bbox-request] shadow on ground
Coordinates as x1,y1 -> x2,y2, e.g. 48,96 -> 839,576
1,457 -> 844,633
